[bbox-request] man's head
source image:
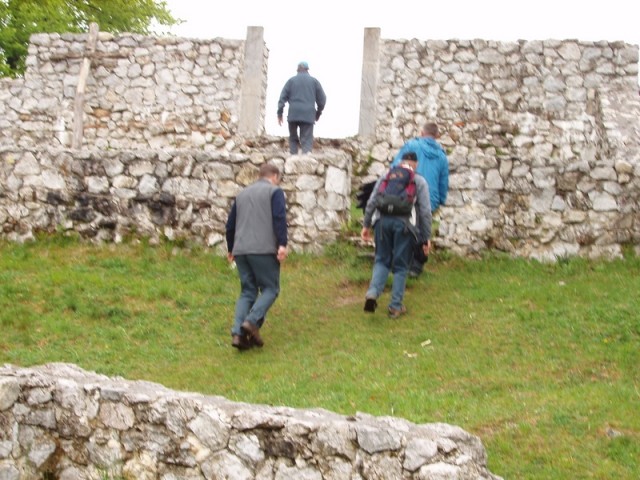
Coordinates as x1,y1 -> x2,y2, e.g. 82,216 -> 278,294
297,61 -> 309,72
401,151 -> 418,168
260,162 -> 281,184
422,122 -> 439,138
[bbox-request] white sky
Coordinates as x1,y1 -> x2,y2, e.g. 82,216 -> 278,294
161,0 -> 640,138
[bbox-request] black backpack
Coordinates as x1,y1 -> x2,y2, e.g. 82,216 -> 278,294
375,166 -> 416,215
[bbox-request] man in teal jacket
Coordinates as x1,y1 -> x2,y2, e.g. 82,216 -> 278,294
391,122 -> 449,276
392,122 -> 449,212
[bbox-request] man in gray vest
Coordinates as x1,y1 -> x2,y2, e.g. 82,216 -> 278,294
225,163 -> 288,350
277,61 -> 326,154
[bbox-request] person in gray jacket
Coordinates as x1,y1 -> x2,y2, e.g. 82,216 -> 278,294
225,163 -> 288,350
361,153 -> 432,318
277,61 -> 326,154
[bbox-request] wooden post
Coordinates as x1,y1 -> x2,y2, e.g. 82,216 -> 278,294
72,22 -> 99,149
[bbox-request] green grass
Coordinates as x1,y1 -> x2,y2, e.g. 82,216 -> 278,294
1,235 -> 639,479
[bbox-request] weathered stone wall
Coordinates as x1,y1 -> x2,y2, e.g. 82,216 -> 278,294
358,33 -> 640,260
0,29 -> 266,150
1,28 -> 639,259
0,363 -> 502,480
0,146 -> 351,252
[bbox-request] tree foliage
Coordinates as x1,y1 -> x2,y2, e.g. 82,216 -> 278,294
0,0 -> 179,77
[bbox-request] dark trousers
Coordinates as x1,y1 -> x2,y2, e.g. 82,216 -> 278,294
409,248 -> 428,274
231,254 -> 280,336
288,121 -> 314,154
365,216 -> 413,310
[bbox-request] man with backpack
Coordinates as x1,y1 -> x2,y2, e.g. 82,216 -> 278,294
391,122 -> 449,277
361,152 -> 432,318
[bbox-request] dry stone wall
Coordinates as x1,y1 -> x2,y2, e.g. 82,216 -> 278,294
0,146 -> 351,252
0,28 -> 352,252
0,30 -> 264,150
0,28 -> 639,259
0,363 -> 502,480
360,34 -> 640,260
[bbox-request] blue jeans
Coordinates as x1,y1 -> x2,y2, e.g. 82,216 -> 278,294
365,216 -> 413,310
288,121 -> 314,153
232,254 -> 280,336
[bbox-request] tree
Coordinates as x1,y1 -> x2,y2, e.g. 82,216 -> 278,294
0,0 -> 179,77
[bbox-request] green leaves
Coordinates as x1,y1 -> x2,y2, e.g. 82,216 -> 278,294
0,0 -> 179,76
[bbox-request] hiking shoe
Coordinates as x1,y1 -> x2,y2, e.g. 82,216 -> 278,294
241,320 -> 264,347
388,305 -> 407,319
231,334 -> 251,351
364,297 -> 377,313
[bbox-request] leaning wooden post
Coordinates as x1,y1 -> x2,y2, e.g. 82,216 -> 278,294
72,22 -> 99,149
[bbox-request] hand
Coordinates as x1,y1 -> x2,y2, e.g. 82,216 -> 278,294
422,240 -> 431,256
361,227 -> 372,242
315,111 -> 321,121
227,252 -> 234,263
277,116 -> 283,126
277,245 -> 288,262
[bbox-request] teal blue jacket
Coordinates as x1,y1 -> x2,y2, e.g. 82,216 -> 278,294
392,137 -> 449,212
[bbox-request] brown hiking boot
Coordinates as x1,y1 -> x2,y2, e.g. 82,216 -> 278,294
231,334 -> 252,350
388,305 -> 407,319
241,320 -> 264,347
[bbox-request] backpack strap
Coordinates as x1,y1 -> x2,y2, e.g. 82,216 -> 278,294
377,168 -> 393,193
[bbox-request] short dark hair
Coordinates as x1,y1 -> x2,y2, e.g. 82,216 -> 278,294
423,122 -> 439,137
259,162 -> 280,179
401,151 -> 418,162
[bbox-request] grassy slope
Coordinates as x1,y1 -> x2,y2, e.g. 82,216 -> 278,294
1,237 -> 638,479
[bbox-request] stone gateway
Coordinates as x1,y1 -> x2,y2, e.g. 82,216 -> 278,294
0,26 -> 639,259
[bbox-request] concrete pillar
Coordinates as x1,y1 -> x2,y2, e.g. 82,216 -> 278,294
358,28 -> 381,138
239,26 -> 266,136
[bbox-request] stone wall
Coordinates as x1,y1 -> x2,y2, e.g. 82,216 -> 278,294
1,27 -> 639,259
0,27 -> 267,150
0,146 -> 351,252
358,31 -> 640,259
0,363 -> 502,480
